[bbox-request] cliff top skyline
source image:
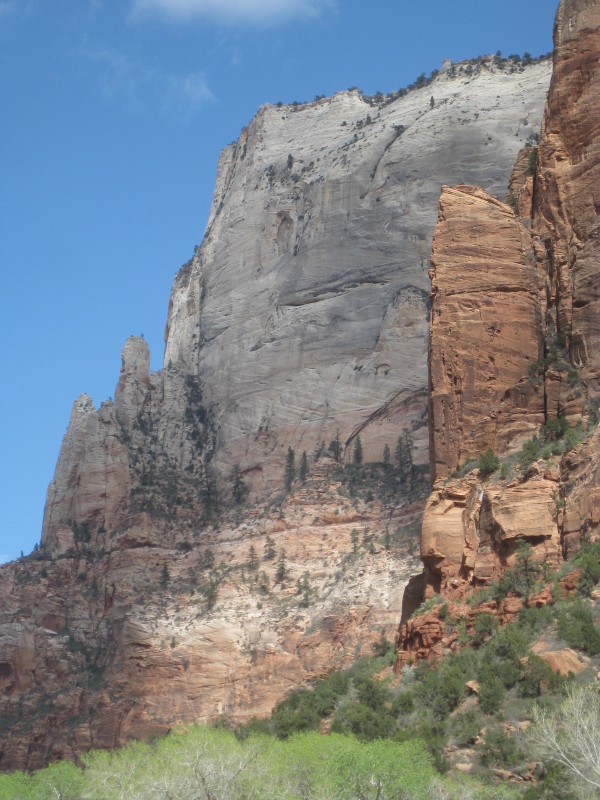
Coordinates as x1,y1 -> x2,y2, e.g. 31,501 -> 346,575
1,0 -> 554,562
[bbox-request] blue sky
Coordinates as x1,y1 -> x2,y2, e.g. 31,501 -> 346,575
0,0 -> 555,563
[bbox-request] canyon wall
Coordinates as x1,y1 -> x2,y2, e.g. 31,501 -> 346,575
398,0 -> 600,651
0,57 -> 555,770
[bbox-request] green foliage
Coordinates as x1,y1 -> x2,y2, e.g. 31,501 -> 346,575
296,572 -> 313,607
526,146 -> 538,177
472,611 -> 498,644
519,436 -> 540,469
247,545 -> 259,571
352,435 -> 363,466
230,464 -> 248,504
395,430 -> 414,480
328,430 -> 342,462
160,562 -> 169,589
382,443 -> 390,467
285,446 -> 296,490
275,548 -> 287,584
541,416 -> 569,442
263,535 -> 275,561
299,450 -> 308,483
478,447 -> 500,477
451,708 -> 481,746
481,725 -> 524,766
371,631 -> 393,658
572,540 -> 600,596
519,654 -> 558,698
350,528 -> 359,555
507,188 -> 518,213
557,599 -> 600,654
478,672 -> 506,714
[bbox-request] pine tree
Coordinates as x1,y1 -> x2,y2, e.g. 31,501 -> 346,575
299,450 -> 309,482
395,435 -> 407,478
353,435 -> 363,466
264,535 -> 275,561
160,563 -> 169,589
403,430 -> 414,471
328,429 -> 342,462
247,545 -> 259,571
230,464 -> 248,504
383,443 -> 391,467
275,549 -> 287,583
351,528 -> 359,555
285,446 -> 296,490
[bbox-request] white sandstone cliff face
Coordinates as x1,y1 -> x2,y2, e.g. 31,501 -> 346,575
164,61 -> 552,493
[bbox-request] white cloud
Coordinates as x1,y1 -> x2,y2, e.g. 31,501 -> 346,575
83,48 -> 214,117
132,0 -> 333,25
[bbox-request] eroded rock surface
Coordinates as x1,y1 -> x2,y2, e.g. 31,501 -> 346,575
428,185 -> 545,482
397,0 -> 600,666
535,0 -> 600,394
3,57 -> 554,770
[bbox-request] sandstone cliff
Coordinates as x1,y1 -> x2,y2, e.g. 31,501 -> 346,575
398,0 -> 600,660
0,57 -> 554,770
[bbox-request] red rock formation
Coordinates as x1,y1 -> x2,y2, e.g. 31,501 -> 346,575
397,0 -> 600,667
428,185 -> 545,483
535,0 -> 600,394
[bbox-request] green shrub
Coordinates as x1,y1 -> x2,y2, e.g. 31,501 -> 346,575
331,701 -> 396,740
519,436 -> 540,469
481,725 -> 524,766
573,541 -> 600,596
472,611 -> 498,645
541,416 -> 569,442
451,708 -> 481,746
557,599 -> 600,654
478,673 -> 506,714
478,447 -> 500,477
519,654 -> 558,697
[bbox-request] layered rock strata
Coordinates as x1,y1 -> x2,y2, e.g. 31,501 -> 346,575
428,185 -> 546,482
398,0 -> 600,655
535,0 -> 600,394
1,53 -> 554,770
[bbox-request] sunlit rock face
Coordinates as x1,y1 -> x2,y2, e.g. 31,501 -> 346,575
0,58 -> 554,772
165,62 -> 552,491
427,184 -> 546,483
397,0 -> 600,666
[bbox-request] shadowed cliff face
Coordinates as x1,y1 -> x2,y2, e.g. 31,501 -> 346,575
399,0 -> 600,649
0,60 -> 554,771
535,0 -> 600,394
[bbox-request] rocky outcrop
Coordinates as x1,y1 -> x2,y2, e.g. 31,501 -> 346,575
0,474 -> 423,770
428,185 -> 545,482
535,0 -> 600,395
397,0 -> 600,664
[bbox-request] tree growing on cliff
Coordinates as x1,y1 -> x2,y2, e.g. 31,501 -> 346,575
264,535 -> 275,561
353,435 -> 363,466
328,430 -> 342,462
160,563 -> 169,589
478,447 -> 500,477
247,545 -> 259,572
230,464 -> 248,504
285,447 -> 295,490
299,450 -> 309,483
275,549 -> 287,583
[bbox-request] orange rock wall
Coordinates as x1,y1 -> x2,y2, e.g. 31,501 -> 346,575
428,185 -> 545,482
